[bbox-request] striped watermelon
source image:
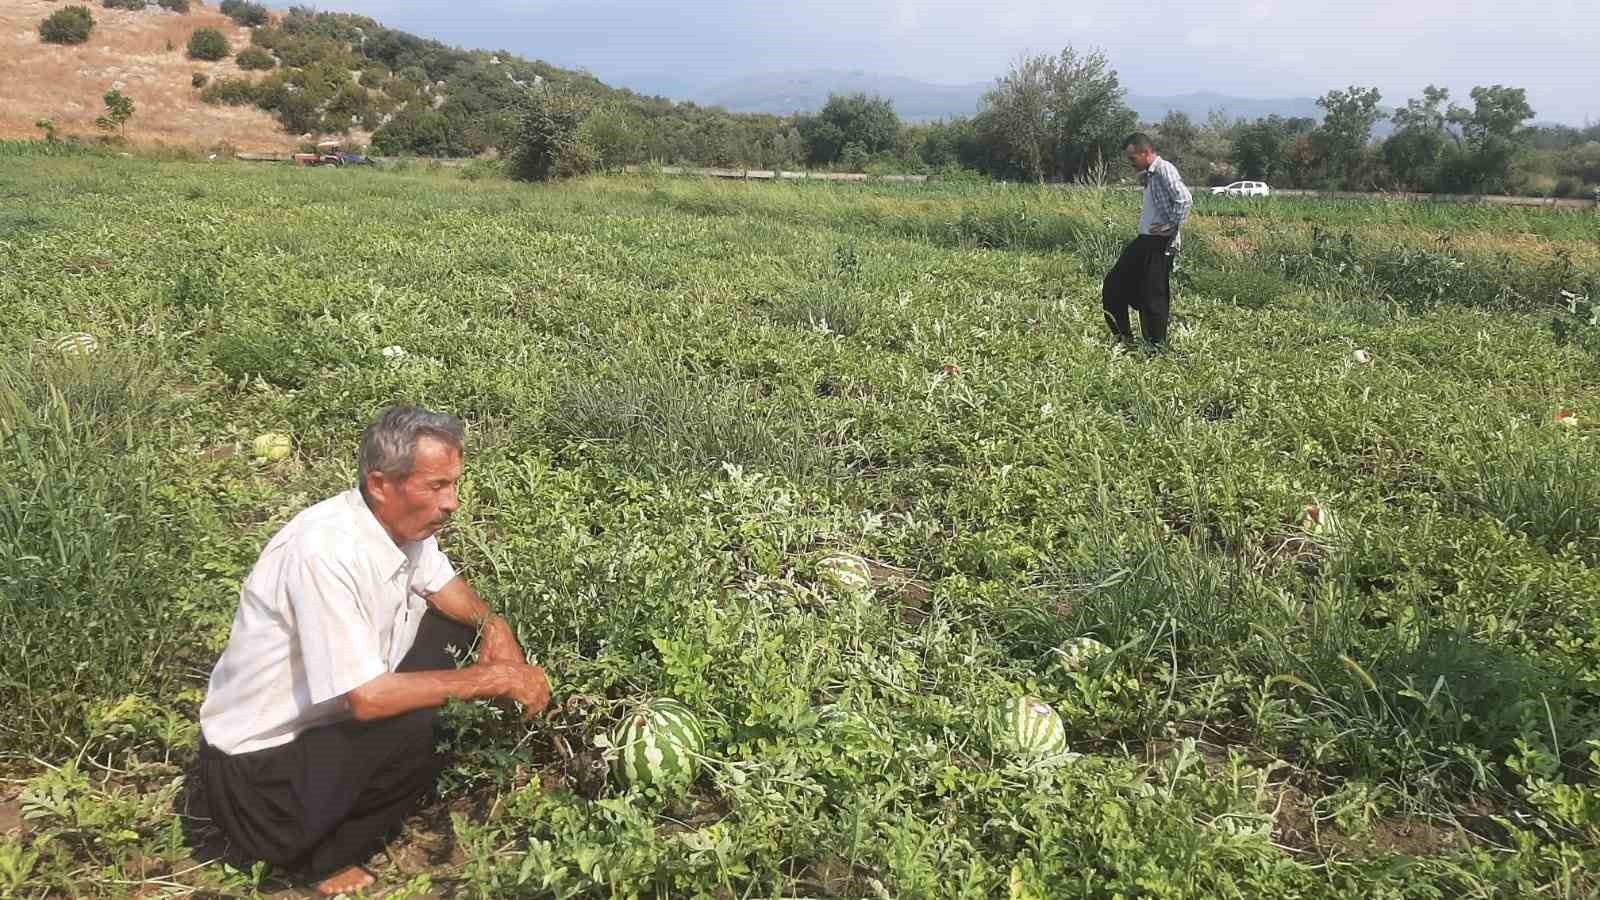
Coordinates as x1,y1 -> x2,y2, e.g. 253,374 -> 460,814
54,333 -> 98,355
1056,637 -> 1110,672
817,552 -> 873,597
998,696 -> 1068,758
609,699 -> 705,787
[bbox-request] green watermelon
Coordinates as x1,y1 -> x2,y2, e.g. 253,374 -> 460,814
610,698 -> 705,787
1056,636 -> 1110,672
54,332 -> 98,355
998,696 -> 1068,758
252,432 -> 292,462
817,552 -> 873,597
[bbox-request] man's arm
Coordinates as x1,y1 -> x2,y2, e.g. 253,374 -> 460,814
421,575 -> 526,666
1155,163 -> 1193,233
345,662 -> 549,722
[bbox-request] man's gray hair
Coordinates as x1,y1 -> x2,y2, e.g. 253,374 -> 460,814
357,406 -> 466,493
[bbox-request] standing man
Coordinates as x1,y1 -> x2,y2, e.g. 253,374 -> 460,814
1103,132 -> 1193,347
198,406 -> 551,896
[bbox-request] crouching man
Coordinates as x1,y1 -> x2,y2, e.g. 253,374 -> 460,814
198,406 -> 550,895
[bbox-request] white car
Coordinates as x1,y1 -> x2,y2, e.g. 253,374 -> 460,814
1211,181 -> 1271,197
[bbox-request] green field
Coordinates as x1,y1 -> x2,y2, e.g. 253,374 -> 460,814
3,147 -> 1600,897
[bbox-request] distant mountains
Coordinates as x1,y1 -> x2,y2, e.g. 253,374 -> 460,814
619,68 -> 1329,125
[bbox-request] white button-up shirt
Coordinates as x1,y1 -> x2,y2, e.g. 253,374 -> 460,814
200,489 -> 457,755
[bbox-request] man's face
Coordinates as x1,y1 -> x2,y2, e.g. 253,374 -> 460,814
366,437 -> 463,544
1125,145 -> 1155,171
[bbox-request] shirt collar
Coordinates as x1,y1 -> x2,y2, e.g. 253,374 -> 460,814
1138,155 -> 1162,183
343,488 -> 410,578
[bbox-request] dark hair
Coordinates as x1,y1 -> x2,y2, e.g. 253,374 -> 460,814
1122,132 -> 1155,151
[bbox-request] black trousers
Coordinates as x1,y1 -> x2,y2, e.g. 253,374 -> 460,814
1102,235 -> 1175,345
197,611 -> 475,881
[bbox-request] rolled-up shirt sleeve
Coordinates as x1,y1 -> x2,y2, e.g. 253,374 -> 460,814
412,537 -> 457,595
288,552 -> 386,705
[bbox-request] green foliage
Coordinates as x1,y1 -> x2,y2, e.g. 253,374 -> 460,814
93,89 -> 134,136
975,45 -> 1136,183
157,0 -> 189,11
200,75 -> 255,106
101,0 -> 148,10
219,0 -> 269,26
186,27 -> 230,61
1313,85 -> 1383,189
234,45 -> 275,70
39,5 -> 94,44
510,88 -> 598,182
34,118 -> 57,142
796,93 -> 901,166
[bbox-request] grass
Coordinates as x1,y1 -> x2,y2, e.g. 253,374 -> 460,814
2,155 -> 1599,897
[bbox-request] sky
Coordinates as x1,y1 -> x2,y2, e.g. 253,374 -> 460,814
299,0 -> 1597,124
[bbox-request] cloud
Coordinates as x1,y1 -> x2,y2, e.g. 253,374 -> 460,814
280,0 -> 1597,122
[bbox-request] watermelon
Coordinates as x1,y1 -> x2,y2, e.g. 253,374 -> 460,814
55,333 -> 98,355
817,552 -> 873,597
998,696 -> 1068,758
1056,636 -> 1110,672
252,432 -> 292,462
610,698 -> 705,787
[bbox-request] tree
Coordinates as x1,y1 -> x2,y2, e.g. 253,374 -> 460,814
977,54 -> 1053,182
977,46 -> 1134,182
1442,85 -> 1536,193
797,93 -> 900,166
1312,85 -> 1382,188
39,5 -> 95,44
187,27 -> 231,60
1383,85 -> 1451,190
219,0 -> 270,27
94,89 -> 135,137
511,87 -> 597,182
1156,111 -> 1198,168
1044,47 -> 1136,180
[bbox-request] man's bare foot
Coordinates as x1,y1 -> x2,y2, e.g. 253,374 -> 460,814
316,865 -> 375,895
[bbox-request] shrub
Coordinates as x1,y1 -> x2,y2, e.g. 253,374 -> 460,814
235,45 -> 275,70
101,0 -> 148,10
186,27 -> 229,60
191,71 -> 207,88
199,76 -> 256,106
39,6 -> 94,44
218,0 -> 269,26
157,0 -> 189,11
1551,178 -> 1578,198
511,88 -> 598,182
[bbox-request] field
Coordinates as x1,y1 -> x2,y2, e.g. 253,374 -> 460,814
3,145 -> 1600,897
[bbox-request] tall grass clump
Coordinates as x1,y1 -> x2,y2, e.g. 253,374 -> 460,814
0,352 -> 179,759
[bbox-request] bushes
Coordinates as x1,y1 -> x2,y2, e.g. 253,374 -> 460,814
191,71 -> 208,88
199,76 -> 256,106
157,0 -> 189,11
235,45 -> 275,70
186,27 -> 230,60
218,0 -> 269,26
39,6 -> 94,44
101,0 -> 148,10
510,88 -> 598,182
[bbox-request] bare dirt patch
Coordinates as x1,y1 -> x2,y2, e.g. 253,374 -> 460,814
0,0 -> 365,152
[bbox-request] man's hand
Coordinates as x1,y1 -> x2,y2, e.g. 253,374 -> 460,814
478,661 -> 551,719
478,615 -> 527,667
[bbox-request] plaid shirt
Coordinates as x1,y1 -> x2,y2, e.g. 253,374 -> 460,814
1137,155 -> 1192,252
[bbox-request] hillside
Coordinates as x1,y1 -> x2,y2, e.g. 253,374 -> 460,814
0,0 -> 316,151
